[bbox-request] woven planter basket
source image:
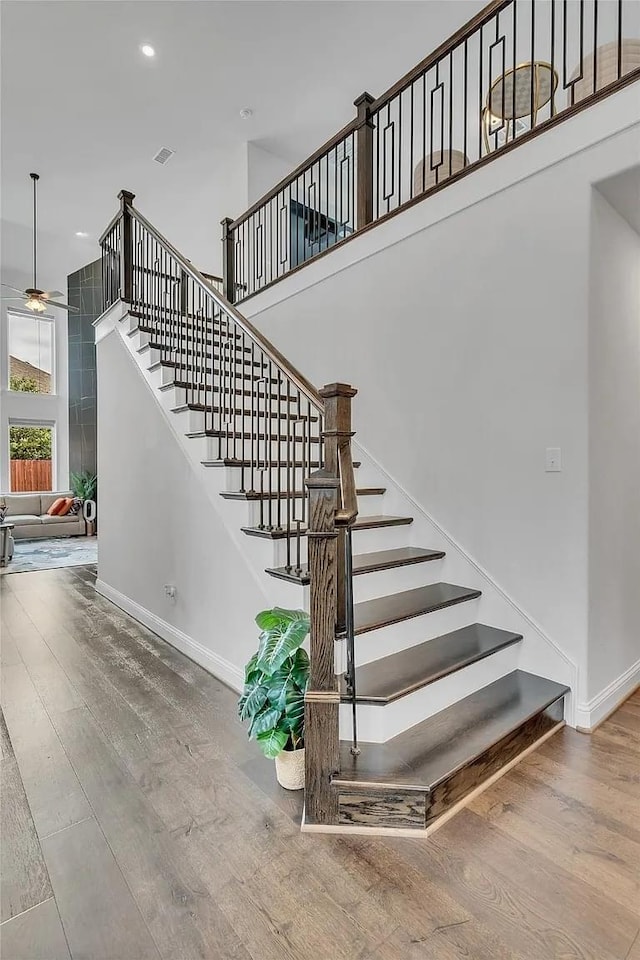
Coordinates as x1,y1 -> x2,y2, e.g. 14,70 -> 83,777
275,747 -> 305,790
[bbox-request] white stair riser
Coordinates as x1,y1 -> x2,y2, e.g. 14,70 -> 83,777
201,437 -> 323,462
241,493 -> 385,528
354,598 -> 481,665
341,642 -> 521,743
349,522 -> 413,556
352,560 -> 446,603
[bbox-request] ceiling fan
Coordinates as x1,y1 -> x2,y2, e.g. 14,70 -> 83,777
1,173 -> 79,314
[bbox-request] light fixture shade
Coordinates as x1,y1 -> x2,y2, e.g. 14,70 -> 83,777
25,296 -> 47,313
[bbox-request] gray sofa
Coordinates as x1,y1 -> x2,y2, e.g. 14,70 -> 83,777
2,492 -> 86,539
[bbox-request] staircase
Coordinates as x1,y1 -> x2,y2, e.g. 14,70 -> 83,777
99,192 -> 568,835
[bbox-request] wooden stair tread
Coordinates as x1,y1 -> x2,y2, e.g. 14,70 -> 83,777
345,623 -> 523,704
220,487 -> 383,501
354,582 -> 481,635
334,670 -> 569,791
241,515 -> 413,540
185,430 -> 321,443
201,460 -> 361,469
266,546 -> 444,585
172,403 -> 319,422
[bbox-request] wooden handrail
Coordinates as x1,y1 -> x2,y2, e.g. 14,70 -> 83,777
369,0 -> 510,113
124,199 -> 324,412
223,0 -> 639,305
229,118 -> 359,231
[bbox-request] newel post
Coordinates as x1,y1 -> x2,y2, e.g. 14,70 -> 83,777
304,383 -> 357,827
221,217 -> 235,303
354,92 -> 375,230
118,189 -> 135,304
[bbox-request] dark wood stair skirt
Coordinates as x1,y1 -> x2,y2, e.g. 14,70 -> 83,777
303,672 -> 568,835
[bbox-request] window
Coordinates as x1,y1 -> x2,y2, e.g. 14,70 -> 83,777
9,423 -> 54,492
8,312 -> 55,394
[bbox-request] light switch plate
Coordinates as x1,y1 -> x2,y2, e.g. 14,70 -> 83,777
545,447 -> 562,472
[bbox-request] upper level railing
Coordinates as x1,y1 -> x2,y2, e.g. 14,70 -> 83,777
223,0 -> 640,302
100,193 -> 359,825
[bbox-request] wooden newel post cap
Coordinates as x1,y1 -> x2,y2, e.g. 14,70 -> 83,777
354,91 -> 375,109
118,190 -> 135,207
319,383 -> 358,400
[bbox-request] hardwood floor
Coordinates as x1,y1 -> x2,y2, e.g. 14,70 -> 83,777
1,565 -> 638,960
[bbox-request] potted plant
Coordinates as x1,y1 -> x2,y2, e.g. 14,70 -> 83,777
238,608 -> 310,790
70,471 -> 97,535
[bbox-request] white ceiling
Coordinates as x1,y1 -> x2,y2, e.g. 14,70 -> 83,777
0,0 -> 482,287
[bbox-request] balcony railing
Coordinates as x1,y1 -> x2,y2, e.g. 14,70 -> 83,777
224,0 -> 640,302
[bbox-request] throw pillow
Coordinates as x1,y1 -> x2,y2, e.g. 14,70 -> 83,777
57,498 -> 74,517
68,498 -> 83,516
47,497 -> 67,516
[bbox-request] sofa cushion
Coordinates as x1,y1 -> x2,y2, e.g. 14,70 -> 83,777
7,514 -> 42,526
41,513 -> 81,524
40,492 -> 74,514
47,497 -> 68,517
4,494 -> 41,516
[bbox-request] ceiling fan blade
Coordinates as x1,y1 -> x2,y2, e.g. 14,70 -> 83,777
1,296 -> 28,301
44,299 -> 79,313
42,290 -> 64,300
1,283 -> 27,295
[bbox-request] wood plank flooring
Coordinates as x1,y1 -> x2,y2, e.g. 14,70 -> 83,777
1,565 -> 638,960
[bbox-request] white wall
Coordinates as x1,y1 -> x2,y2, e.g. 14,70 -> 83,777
247,143 -> 292,207
587,190 -> 640,709
96,329 -> 270,688
244,112 -> 640,707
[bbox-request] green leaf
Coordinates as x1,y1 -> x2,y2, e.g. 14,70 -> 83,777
255,608 -> 310,676
244,653 -> 259,683
256,727 -> 289,758
238,683 -> 268,721
282,687 -> 305,738
249,707 -> 282,738
290,648 -> 309,690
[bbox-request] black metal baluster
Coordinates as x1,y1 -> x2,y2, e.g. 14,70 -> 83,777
530,0 -> 536,131
550,0 -> 556,117
479,22 -> 484,158
593,0 -> 598,96
285,384 -> 292,572
618,0 -> 623,79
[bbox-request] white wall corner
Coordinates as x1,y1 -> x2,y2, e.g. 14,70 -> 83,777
575,660 -> 640,731
95,578 -> 244,693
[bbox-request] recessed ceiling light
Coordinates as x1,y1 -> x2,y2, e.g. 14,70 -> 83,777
239,108 -> 253,120
140,43 -> 155,57
75,231 -> 89,238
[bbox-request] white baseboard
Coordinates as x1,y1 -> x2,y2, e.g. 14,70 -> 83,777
575,659 -> 640,731
95,578 -> 244,693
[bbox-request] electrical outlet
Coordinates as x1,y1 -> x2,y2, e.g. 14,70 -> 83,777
164,584 -> 177,601
545,447 -> 562,472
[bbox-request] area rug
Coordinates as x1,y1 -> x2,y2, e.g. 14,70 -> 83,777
1,536 -> 98,574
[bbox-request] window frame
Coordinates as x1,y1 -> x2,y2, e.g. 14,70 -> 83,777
7,308 -> 57,397
7,417 -> 57,493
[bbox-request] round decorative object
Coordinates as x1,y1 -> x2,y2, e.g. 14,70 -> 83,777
488,61 -> 557,120
568,39 -> 640,105
275,747 -> 305,790
83,499 -> 97,522
413,149 -> 468,195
